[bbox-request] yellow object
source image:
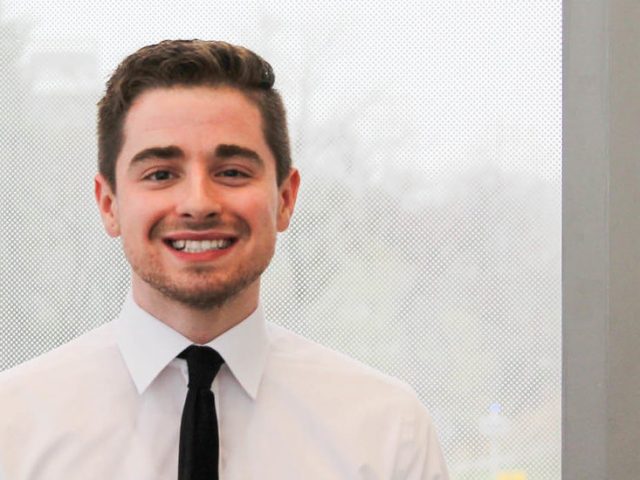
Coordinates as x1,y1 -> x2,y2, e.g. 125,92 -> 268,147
497,471 -> 527,480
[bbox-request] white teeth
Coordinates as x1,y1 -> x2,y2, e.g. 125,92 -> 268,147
170,239 -> 232,252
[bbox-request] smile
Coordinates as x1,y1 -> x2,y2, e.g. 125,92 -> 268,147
169,239 -> 234,253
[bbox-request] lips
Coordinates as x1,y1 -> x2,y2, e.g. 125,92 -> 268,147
169,238 -> 234,252
162,231 -> 238,256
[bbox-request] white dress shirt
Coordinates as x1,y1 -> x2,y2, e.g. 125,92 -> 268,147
0,292 -> 448,479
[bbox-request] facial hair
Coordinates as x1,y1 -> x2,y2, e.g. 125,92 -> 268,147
123,217 -> 273,311
139,261 -> 266,310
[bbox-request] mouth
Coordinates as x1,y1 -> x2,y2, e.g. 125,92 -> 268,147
164,238 -> 236,253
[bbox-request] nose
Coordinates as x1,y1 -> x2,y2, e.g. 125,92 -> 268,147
175,168 -> 222,220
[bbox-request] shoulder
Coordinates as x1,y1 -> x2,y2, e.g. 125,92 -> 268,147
265,322 -> 426,416
0,323 -> 139,476
262,324 -> 449,477
0,322 -> 121,406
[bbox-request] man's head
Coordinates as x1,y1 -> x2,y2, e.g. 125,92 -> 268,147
94,40 -> 299,315
97,39 -> 291,192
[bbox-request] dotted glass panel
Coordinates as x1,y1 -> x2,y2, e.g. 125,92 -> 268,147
0,1 -> 561,478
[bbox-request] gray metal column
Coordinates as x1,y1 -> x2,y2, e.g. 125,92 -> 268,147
563,1 -> 640,478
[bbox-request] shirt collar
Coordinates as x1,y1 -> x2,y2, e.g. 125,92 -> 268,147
115,290 -> 269,399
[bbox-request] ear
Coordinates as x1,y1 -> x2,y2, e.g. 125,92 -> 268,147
94,173 -> 121,237
276,168 -> 300,232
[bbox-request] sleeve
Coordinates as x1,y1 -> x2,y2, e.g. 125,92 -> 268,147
392,397 -> 450,480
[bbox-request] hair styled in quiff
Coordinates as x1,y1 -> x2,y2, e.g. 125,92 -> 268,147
97,39 -> 291,191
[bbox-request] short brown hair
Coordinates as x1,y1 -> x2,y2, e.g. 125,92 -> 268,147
97,39 -> 291,191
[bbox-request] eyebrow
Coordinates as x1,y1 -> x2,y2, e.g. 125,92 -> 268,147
128,144 -> 264,168
215,144 -> 263,165
129,145 -> 183,165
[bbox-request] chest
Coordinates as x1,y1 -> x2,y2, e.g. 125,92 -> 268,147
2,368 -> 400,479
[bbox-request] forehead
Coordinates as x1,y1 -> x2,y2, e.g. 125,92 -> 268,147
123,85 -> 263,138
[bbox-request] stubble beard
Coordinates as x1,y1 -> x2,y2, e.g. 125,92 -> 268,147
126,217 -> 274,310
125,240 -> 274,311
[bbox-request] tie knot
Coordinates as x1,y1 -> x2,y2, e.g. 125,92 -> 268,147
178,345 -> 225,390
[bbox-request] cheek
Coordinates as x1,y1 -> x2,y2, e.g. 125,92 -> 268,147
244,202 -> 279,243
117,192 -> 170,238
230,189 -> 279,223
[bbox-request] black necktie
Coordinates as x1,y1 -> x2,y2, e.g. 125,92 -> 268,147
178,345 -> 225,480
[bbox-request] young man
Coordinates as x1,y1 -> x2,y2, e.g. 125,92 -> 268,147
0,40 -> 448,479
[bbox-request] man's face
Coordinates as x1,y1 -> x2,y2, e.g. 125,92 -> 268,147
95,86 -> 299,310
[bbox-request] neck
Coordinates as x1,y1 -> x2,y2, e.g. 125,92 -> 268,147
131,280 -> 260,344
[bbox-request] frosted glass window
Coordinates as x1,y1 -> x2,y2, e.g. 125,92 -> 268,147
0,1 -> 561,478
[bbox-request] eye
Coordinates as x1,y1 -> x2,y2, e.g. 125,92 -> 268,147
218,169 -> 250,178
144,170 -> 175,182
